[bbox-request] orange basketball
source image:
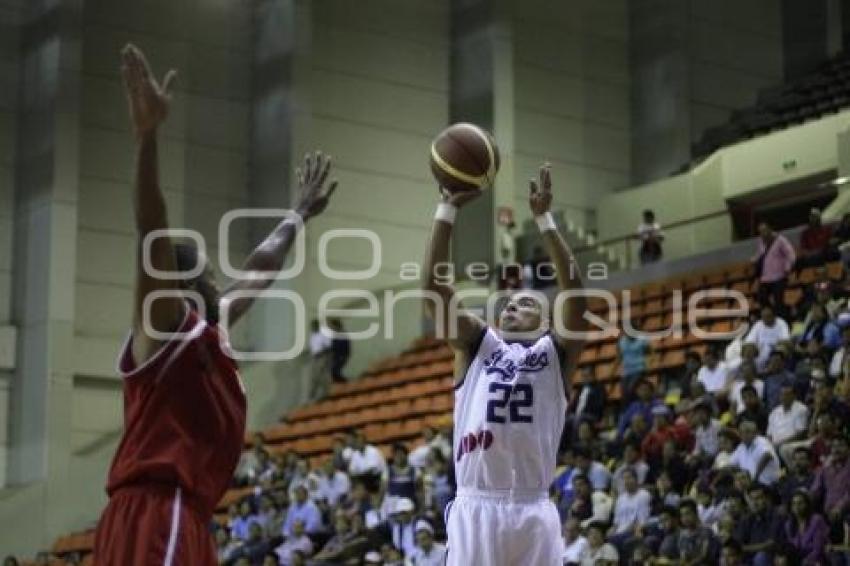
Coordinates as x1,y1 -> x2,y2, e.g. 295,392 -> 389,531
429,123 -> 500,193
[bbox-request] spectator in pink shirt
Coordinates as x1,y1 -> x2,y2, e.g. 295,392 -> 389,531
753,222 -> 795,317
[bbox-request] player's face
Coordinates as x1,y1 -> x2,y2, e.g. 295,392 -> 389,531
499,291 -> 546,334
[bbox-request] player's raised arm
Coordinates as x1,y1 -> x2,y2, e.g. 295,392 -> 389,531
122,44 -> 184,365
529,164 -> 587,387
222,152 -> 338,326
422,190 -> 486,382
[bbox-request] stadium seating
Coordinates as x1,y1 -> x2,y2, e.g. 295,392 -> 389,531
33,258 -> 841,562
692,52 -> 850,159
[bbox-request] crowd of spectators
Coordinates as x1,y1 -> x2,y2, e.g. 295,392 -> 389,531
221,426 -> 452,565
555,271 -> 850,565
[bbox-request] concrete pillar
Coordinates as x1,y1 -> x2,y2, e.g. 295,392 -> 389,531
9,0 -> 82,542
246,0 -> 313,414
629,0 -> 691,185
449,0 -> 496,272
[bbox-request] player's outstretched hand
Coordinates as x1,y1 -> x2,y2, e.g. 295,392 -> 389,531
529,162 -> 553,216
440,186 -> 481,208
295,151 -> 338,220
121,44 -> 176,141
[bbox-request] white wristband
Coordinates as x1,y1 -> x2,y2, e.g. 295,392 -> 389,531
535,212 -> 556,232
435,202 -> 458,224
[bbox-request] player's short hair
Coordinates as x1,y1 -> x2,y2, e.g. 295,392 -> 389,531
740,384 -> 757,396
660,505 -> 679,519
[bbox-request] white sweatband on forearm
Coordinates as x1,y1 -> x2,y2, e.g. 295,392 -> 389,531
535,212 -> 557,232
435,202 -> 458,224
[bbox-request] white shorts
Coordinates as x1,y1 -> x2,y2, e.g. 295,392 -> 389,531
446,488 -> 564,566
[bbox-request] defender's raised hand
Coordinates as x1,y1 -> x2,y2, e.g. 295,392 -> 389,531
121,44 -> 177,140
529,163 -> 553,216
294,151 -> 338,220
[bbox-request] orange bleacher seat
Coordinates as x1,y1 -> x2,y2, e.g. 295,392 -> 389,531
658,349 -> 686,370
726,263 -> 752,282
598,342 -> 617,360
704,271 -> 726,287
796,267 -> 817,286
681,274 -> 704,292
827,261 -> 844,279
579,345 -> 598,364
431,394 -> 452,413
642,298 -> 664,316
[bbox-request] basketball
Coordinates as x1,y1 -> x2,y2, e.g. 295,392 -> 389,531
429,122 -> 500,193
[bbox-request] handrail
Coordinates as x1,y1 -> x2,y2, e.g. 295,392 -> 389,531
571,209 -> 729,254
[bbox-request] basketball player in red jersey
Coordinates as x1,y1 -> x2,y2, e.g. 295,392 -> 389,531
93,44 -> 338,565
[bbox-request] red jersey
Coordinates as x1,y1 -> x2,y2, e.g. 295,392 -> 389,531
107,309 -> 246,519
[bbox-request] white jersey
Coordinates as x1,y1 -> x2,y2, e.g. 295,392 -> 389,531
453,328 -> 567,492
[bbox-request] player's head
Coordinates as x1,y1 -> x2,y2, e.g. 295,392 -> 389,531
174,242 -> 220,323
498,290 -> 548,336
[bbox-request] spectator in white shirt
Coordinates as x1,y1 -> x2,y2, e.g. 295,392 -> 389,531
612,441 -> 650,494
729,359 -> 765,415
408,426 -> 451,469
729,419 -> 780,485
686,400 -> 721,469
745,305 -> 790,370
697,347 -> 731,397
407,520 -> 446,566
389,497 -> 417,558
562,517 -> 589,565
767,383 -> 810,447
581,522 -> 619,566
345,429 -> 387,493
308,319 -> 334,401
637,209 -> 664,265
609,469 -> 651,550
308,458 -> 351,506
724,318 -> 749,372
828,324 -> 850,378
274,519 -> 314,565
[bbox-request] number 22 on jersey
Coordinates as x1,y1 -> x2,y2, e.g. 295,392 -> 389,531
485,382 -> 534,424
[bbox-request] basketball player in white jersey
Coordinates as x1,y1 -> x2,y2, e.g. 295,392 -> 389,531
423,164 -> 586,565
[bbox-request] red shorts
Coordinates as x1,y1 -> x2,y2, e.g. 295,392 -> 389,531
94,485 -> 216,566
